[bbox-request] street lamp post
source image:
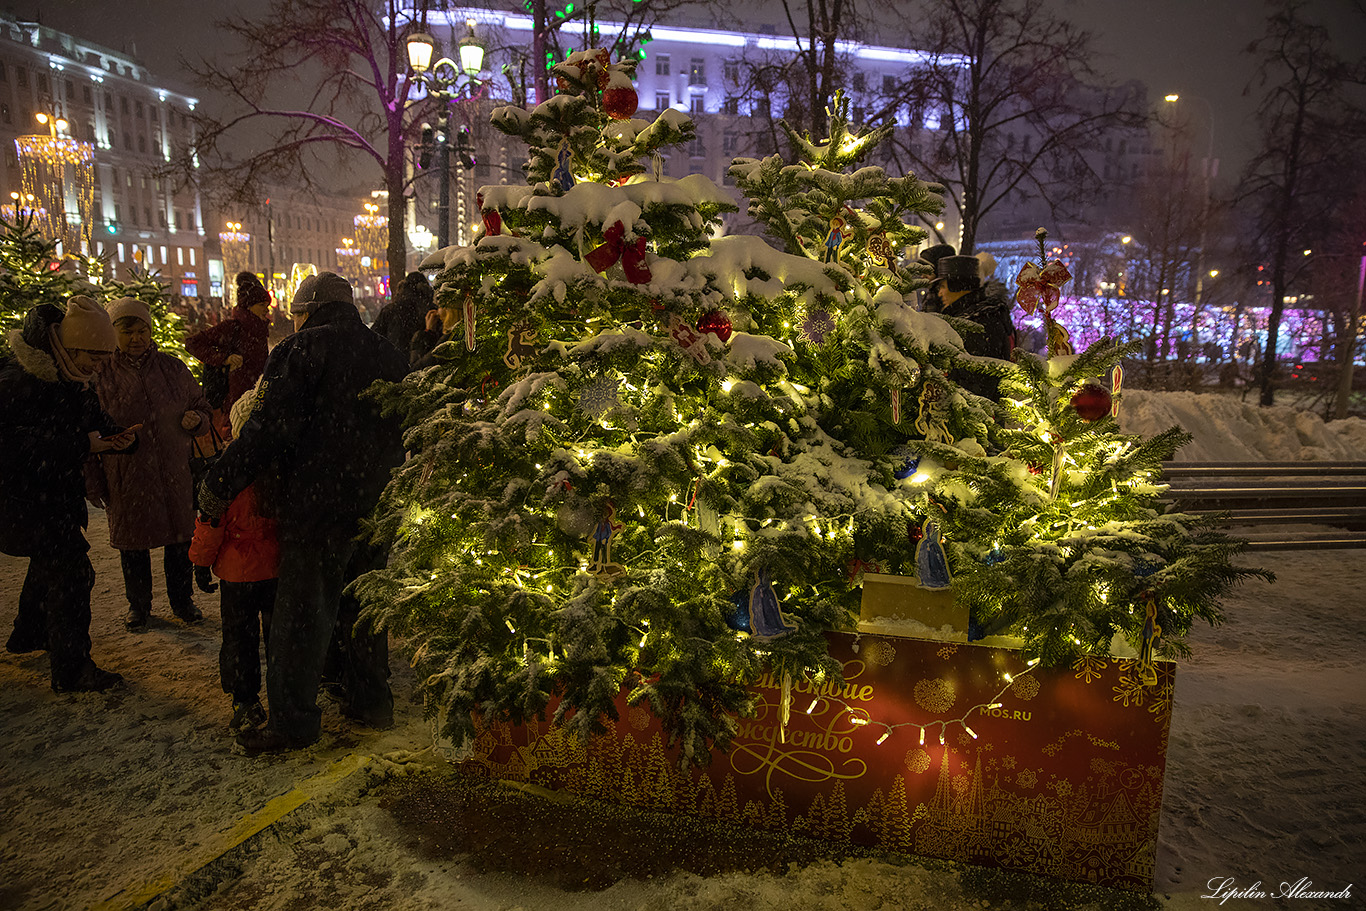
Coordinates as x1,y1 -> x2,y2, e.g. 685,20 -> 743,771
407,24 -> 485,250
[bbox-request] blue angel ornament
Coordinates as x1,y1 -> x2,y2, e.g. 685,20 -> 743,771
747,567 -> 797,640
915,518 -> 952,590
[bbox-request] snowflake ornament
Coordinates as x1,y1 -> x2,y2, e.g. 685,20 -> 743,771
800,308 -> 836,344
578,376 -> 620,417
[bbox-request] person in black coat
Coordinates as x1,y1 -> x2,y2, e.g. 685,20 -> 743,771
199,272 -> 408,753
370,271 -> 434,364
925,255 -> 1016,400
1,298 -> 138,691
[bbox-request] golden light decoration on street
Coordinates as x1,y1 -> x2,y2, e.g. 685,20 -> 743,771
335,236 -> 362,285
354,202 -> 387,276
218,220 -> 252,304
16,113 -> 95,253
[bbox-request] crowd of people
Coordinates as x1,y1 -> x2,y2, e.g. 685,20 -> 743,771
1,269 -> 439,756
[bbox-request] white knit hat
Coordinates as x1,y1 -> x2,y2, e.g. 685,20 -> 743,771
106,296 -> 154,329
59,295 -> 117,352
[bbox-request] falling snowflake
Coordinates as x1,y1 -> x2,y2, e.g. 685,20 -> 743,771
800,308 -> 836,344
913,677 -> 956,714
578,375 -> 620,417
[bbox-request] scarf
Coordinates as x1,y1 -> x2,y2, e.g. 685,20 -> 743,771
47,324 -> 96,385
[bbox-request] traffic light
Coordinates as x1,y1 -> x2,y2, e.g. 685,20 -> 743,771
419,122 -> 434,169
456,125 -> 475,169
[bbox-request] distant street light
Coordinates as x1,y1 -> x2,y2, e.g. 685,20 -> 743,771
407,22 -> 485,249
1163,93 -> 1217,308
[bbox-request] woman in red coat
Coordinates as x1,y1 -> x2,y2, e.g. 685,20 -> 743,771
185,271 -> 271,417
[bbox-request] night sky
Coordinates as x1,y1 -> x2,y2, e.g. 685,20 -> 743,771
10,0 -> 1365,180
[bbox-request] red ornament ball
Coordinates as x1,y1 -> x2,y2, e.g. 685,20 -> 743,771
602,85 -> 638,120
696,309 -> 733,343
1070,383 -> 1113,421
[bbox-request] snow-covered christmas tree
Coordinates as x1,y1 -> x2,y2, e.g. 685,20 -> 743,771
360,59 -> 1265,763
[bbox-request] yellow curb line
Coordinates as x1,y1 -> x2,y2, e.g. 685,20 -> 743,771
90,752 -> 371,911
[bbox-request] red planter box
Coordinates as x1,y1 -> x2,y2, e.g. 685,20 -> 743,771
459,631 -> 1174,891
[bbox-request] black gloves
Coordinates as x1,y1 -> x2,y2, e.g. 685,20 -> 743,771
194,565 -> 219,594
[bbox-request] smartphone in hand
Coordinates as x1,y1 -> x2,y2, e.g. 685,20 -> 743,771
100,422 -> 143,441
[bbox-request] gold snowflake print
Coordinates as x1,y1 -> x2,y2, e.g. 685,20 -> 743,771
1001,755 -> 1017,769
1010,675 -> 1041,701
1051,779 -> 1072,798
904,748 -> 932,773
1072,655 -> 1108,684
914,677 -> 956,714
1147,682 -> 1174,718
1112,674 -> 1147,707
628,705 -> 652,731
1016,769 -> 1038,788
863,639 -> 898,667
936,644 -> 959,660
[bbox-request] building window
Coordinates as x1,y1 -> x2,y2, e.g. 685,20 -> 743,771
882,74 -> 896,93
37,74 -> 48,95
724,61 -> 739,84
723,96 -> 738,115
853,72 -> 865,92
121,96 -> 129,114
655,90 -> 670,111
688,136 -> 706,157
177,247 -> 184,265
145,207 -> 152,226
128,207 -> 137,226
124,133 -> 133,150
723,130 -> 738,154
136,101 -> 144,118
689,94 -> 705,114
160,245 -> 167,264
655,54 -> 670,77
117,242 -> 125,262
65,78 -> 75,100
0,104 -> 9,125
689,160 -> 704,175
158,210 -> 167,227
16,66 -> 27,88
189,248 -> 196,265
689,58 -> 706,85
83,85 -> 93,105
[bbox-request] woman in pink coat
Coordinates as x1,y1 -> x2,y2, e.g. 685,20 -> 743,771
89,297 -> 213,631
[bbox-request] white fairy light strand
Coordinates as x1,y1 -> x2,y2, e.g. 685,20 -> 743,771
803,657 -> 1043,747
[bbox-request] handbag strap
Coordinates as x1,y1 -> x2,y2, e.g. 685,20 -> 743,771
192,420 -> 225,459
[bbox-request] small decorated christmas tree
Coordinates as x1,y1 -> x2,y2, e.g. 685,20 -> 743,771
360,58 -> 992,762
1,212 -> 186,358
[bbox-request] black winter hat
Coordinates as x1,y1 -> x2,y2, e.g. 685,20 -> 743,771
936,255 -> 982,292
236,271 -> 270,308
918,243 -> 956,269
398,271 -> 435,310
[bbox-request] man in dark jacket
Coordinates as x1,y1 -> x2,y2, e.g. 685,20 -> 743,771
199,272 -> 408,754
370,271 -> 434,364
1,298 -> 138,691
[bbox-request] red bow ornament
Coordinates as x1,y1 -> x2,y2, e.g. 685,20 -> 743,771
584,220 -> 652,284
1014,259 -> 1072,315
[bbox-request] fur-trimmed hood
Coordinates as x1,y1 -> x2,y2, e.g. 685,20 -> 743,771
6,304 -> 63,383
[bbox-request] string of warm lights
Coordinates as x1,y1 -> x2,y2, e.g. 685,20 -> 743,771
798,656 -> 1043,747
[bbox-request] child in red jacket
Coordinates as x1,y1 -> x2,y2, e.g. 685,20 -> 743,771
190,382 -> 278,734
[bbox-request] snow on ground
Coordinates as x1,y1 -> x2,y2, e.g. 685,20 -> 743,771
1120,390 -> 1366,462
1,390 -> 1364,911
